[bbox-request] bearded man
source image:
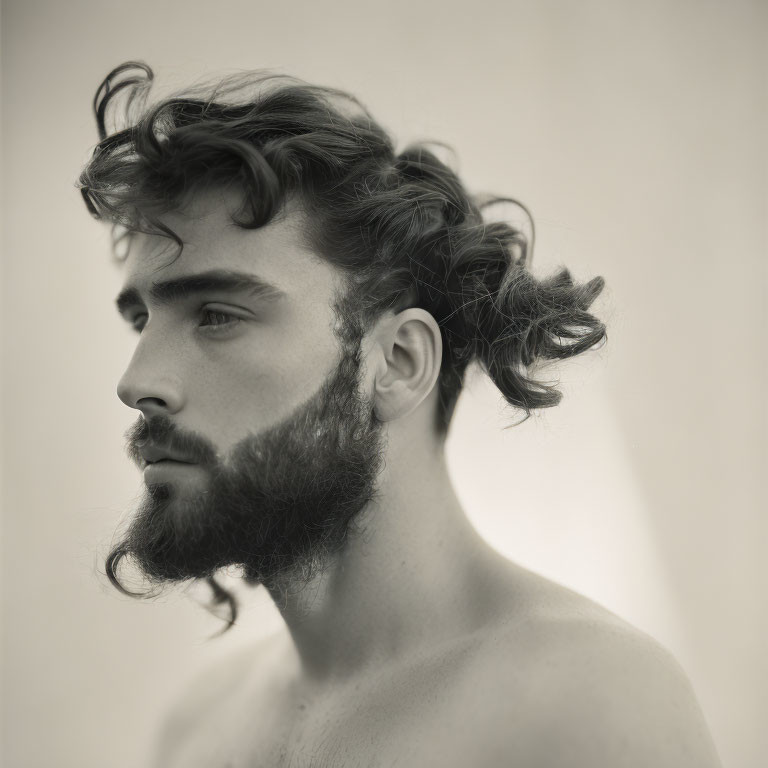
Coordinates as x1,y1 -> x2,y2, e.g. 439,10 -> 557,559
78,61 -> 721,768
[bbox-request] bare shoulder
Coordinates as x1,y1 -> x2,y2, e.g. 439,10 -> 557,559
150,630 -> 283,768
460,563 -> 722,768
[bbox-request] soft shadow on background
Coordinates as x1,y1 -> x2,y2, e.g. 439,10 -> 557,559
1,1 -> 765,766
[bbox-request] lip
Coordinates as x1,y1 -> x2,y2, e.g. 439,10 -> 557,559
139,445 -> 195,465
143,459 -> 201,482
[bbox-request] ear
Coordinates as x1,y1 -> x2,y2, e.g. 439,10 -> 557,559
371,308 -> 442,423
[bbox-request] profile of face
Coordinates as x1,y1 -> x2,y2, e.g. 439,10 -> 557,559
111,189 -> 385,591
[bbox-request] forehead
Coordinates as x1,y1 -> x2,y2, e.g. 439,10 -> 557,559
120,188 -> 342,301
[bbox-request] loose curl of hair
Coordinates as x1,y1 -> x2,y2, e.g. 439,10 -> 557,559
79,62 -> 607,631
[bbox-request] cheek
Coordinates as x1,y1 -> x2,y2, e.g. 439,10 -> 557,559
191,321 -> 341,450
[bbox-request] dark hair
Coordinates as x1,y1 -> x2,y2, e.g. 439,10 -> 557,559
78,61 -> 606,435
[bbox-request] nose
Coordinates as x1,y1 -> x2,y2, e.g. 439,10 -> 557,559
116,334 -> 185,415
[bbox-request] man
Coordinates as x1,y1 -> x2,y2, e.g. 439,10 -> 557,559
79,61 -> 721,767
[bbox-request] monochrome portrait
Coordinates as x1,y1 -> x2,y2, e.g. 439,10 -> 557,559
2,2 -> 764,767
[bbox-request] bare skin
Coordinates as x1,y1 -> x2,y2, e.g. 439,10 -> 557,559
153,556 -> 721,768
116,189 -> 720,768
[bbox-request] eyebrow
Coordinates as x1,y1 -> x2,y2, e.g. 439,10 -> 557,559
115,269 -> 285,317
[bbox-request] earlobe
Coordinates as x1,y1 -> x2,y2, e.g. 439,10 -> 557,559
373,308 -> 442,423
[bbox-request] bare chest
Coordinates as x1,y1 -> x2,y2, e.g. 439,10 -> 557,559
166,650 -> 508,768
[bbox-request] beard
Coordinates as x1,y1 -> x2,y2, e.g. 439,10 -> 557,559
107,331 -> 385,601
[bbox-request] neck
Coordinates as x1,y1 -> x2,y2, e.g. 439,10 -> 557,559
263,432 -> 499,681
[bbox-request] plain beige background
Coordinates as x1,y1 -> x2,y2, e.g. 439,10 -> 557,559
1,0 -> 765,766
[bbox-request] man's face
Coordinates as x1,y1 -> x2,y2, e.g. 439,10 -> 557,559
111,189 -> 384,588
117,191 -> 352,462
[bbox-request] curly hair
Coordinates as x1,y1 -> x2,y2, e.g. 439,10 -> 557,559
78,61 -> 606,436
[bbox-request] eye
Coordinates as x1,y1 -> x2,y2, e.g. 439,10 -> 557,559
131,313 -> 148,333
198,308 -> 242,333
126,308 -> 244,336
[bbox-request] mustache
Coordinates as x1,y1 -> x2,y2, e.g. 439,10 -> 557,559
124,415 -> 218,468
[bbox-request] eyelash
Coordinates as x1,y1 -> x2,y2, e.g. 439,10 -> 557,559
131,308 -> 242,335
199,309 -> 241,332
